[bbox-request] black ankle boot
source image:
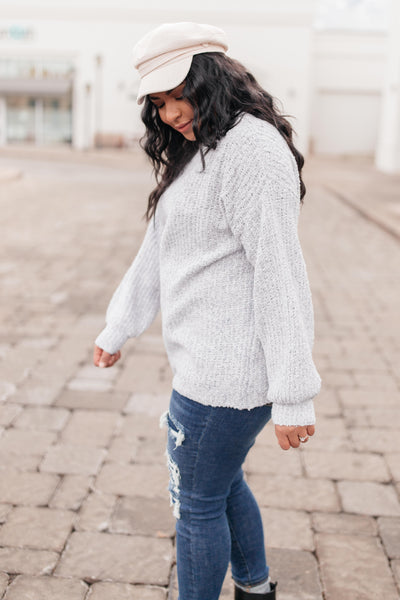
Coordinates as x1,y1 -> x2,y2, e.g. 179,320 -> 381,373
234,581 -> 277,599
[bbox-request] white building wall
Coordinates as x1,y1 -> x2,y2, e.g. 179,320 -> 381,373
375,0 -> 400,172
1,0 -> 394,162
0,0 -> 316,152
310,30 -> 386,156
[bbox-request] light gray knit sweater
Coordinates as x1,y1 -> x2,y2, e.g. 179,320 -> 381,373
95,113 -> 322,426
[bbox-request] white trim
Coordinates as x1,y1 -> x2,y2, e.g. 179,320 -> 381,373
0,7 -> 315,26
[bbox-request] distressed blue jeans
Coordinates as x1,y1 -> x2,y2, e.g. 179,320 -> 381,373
164,388 -> 273,600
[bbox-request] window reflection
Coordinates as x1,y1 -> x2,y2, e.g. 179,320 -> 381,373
0,59 -> 74,79
6,94 -> 72,144
314,0 -> 389,30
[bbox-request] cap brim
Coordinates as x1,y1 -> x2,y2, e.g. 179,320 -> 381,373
136,55 -> 193,105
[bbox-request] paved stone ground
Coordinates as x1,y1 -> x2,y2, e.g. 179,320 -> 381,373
0,145 -> 399,600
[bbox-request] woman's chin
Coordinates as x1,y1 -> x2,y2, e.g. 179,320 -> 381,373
181,131 -> 196,141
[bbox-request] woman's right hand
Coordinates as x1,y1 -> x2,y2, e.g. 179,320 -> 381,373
93,344 -> 121,368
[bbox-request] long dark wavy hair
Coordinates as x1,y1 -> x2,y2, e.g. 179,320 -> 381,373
140,52 -> 306,222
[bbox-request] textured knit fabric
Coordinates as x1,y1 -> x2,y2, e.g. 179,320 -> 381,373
95,113 -> 322,426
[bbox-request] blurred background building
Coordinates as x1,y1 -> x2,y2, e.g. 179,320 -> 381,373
0,0 -> 398,172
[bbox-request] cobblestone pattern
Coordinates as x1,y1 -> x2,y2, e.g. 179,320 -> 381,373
0,150 -> 399,599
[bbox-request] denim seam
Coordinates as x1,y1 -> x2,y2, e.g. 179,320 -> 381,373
189,405 -> 213,598
226,510 -> 252,584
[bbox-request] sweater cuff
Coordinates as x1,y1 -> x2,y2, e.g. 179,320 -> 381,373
94,325 -> 129,355
271,399 -> 316,426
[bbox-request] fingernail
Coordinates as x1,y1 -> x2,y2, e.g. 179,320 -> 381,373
99,362 -> 106,368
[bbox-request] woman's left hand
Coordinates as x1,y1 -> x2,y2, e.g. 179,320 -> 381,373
274,424 -> 315,450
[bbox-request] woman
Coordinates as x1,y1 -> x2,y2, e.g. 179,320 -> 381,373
93,22 -> 321,600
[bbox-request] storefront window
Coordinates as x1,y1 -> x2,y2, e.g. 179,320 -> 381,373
314,0 -> 389,31
43,95 -> 72,143
0,59 -> 74,79
6,94 -> 72,144
6,96 -> 35,142
41,61 -> 74,79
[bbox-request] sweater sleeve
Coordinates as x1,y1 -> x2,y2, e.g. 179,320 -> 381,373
220,136 -> 321,426
94,214 -> 161,355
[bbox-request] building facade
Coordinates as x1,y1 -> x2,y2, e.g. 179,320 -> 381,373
0,1 -> 317,154
0,0 -> 397,170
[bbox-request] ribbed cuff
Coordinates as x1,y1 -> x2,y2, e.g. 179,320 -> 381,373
94,325 -> 129,355
271,398 -> 316,426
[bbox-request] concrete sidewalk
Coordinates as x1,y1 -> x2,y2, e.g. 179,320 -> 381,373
0,147 -> 399,600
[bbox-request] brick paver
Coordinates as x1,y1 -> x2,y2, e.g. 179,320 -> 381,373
87,582 -> 167,599
0,148 -> 399,598
377,517 -> 400,559
316,533 -> 399,599
49,474 -> 93,510
0,547 -> 59,576
40,443 -> 106,475
0,506 -> 75,551
76,491 -> 116,532
110,496 -> 176,538
55,531 -> 173,585
338,481 -> 400,516
4,575 -> 88,600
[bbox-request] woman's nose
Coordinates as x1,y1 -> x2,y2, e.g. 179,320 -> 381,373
165,101 -> 181,123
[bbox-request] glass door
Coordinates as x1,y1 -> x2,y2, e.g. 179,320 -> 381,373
6,96 -> 36,143
43,95 -> 72,144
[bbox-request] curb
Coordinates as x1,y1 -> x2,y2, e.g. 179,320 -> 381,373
0,169 -> 23,182
325,184 -> 400,242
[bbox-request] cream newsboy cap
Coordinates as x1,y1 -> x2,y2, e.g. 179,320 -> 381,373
132,22 -> 229,105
